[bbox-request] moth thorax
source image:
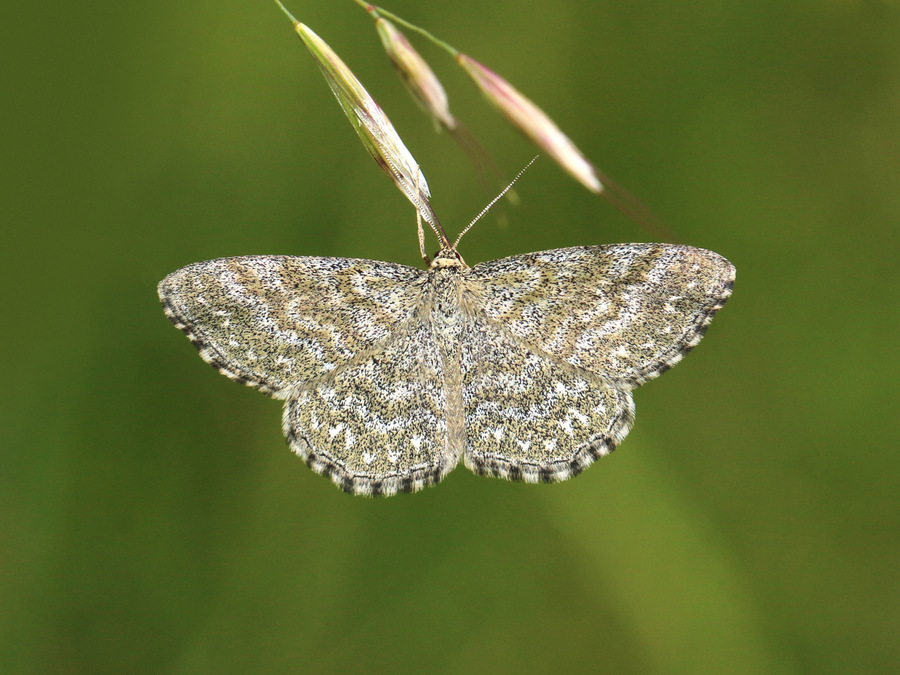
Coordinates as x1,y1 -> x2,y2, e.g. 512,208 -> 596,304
428,275 -> 463,333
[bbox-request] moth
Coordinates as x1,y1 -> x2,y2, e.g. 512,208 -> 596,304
159,241 -> 734,496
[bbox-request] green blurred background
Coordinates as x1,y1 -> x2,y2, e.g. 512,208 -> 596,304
2,0 -> 899,672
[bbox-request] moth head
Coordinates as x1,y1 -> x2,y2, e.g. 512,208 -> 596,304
430,248 -> 467,270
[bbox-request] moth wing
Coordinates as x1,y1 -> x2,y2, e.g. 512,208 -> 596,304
158,255 -> 426,396
469,244 -> 734,388
461,314 -> 634,482
284,320 -> 462,496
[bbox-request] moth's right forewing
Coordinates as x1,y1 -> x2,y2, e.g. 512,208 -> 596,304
158,256 -> 426,396
470,245 -> 735,388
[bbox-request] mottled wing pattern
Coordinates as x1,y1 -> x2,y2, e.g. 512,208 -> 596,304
470,245 -> 735,388
461,313 -> 634,483
283,320 -> 461,496
158,256 -> 426,397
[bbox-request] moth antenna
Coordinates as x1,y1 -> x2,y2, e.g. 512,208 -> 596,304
453,156 -> 539,250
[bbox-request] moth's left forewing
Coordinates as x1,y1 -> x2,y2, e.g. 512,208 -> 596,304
158,255 -> 426,397
470,244 -> 735,388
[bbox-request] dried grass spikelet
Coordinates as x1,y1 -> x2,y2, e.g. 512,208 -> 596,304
275,0 -> 441,234
456,54 -> 602,194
